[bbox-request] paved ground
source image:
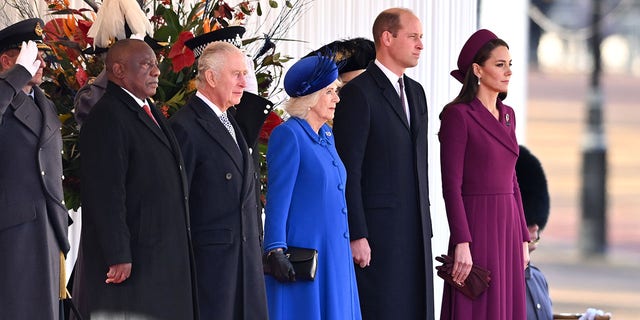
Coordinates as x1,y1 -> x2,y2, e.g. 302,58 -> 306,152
526,70 -> 640,319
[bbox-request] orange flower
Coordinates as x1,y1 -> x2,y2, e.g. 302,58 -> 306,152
160,105 -> 170,118
167,31 -> 195,72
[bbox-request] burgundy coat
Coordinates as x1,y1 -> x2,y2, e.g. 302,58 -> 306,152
438,97 -> 530,320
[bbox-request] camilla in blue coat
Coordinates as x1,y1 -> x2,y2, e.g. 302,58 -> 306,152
263,55 -> 361,320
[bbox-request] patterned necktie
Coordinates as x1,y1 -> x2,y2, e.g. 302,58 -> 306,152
142,104 -> 159,126
219,112 -> 238,144
398,77 -> 410,125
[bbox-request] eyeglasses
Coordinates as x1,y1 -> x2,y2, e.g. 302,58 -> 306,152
531,233 -> 541,245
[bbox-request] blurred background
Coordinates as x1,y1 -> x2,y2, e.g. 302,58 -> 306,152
527,0 -> 640,318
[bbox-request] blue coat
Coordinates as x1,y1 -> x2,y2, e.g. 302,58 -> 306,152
264,117 -> 361,320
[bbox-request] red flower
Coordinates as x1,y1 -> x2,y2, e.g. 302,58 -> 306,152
75,67 -> 88,87
167,31 -> 195,72
258,111 -> 284,144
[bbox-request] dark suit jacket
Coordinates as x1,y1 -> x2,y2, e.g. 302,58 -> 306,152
73,81 -> 197,320
333,62 -> 434,319
0,65 -> 70,319
170,95 -> 268,320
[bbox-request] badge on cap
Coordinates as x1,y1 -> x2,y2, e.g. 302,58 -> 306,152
34,22 -> 43,37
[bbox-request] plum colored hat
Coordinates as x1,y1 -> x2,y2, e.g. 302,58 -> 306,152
184,26 -> 246,58
284,55 -> 339,98
304,38 -> 375,74
0,18 -> 51,53
515,145 -> 550,229
450,29 -> 498,83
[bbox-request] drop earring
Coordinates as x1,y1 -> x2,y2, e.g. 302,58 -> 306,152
477,77 -> 481,86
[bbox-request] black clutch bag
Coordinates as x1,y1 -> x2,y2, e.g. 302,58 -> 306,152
286,247 -> 318,281
264,246 -> 318,281
435,254 -> 491,300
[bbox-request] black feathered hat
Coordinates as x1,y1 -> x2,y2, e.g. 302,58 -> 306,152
304,37 -> 375,74
516,145 -> 550,229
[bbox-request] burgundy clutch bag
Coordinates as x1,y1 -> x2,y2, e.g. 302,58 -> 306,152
435,254 -> 491,300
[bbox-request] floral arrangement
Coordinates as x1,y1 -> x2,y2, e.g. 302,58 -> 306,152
38,0 -> 311,210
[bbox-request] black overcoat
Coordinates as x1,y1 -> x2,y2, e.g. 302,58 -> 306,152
170,95 -> 268,320
333,62 -> 434,319
73,81 -> 197,319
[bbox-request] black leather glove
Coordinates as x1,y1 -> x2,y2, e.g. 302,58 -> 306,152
266,249 -> 296,282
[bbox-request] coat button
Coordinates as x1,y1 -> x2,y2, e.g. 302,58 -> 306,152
536,303 -> 541,309
61,175 -> 65,180
61,200 -> 65,205
41,171 -> 45,176
342,208 -> 347,214
343,232 -> 349,239
225,173 -> 232,180
337,184 -> 344,190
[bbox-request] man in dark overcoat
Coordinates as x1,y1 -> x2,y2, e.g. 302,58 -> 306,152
0,19 -> 71,320
332,8 -> 435,319
170,41 -> 268,319
72,39 -> 198,319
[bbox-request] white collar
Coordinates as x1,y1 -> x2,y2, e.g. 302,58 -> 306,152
120,87 -> 147,107
196,91 -> 225,117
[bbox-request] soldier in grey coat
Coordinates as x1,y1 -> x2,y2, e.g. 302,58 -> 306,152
0,19 -> 71,320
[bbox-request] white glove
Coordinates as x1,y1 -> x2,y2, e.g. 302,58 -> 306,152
15,41 -> 41,77
579,308 -> 606,320
244,55 -> 258,94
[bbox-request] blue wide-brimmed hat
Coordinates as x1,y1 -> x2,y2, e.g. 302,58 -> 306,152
284,55 -> 339,98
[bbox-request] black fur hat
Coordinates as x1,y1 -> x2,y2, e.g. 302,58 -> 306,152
516,145 -> 550,229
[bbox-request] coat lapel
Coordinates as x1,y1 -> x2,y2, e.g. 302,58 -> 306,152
34,87 -> 59,147
229,114 -> 254,201
368,64 -> 410,130
404,76 -> 427,140
190,96 -> 244,172
11,92 -> 41,136
466,98 -> 518,155
107,82 -> 172,149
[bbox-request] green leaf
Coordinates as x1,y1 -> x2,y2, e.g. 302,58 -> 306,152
257,2 -> 262,15
286,1 -> 293,8
269,0 -> 278,8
